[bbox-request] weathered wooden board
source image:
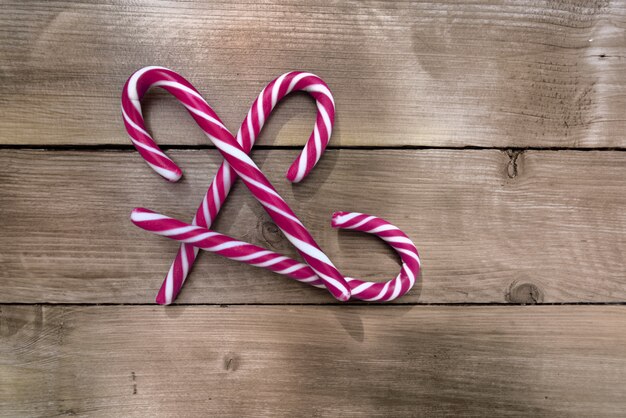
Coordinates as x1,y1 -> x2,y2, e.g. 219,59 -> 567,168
1,1 -> 625,147
1,149 -> 624,304
1,305 -> 625,417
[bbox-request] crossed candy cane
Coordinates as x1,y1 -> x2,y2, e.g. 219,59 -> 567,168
121,67 -> 421,303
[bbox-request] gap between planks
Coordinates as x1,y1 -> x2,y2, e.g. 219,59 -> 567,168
1,144 -> 626,151
2,302 -> 626,307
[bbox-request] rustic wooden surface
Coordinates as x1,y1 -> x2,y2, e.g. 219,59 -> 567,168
1,1 -> 626,417
2,0 -> 626,147
2,306 -> 626,417
1,149 -> 625,304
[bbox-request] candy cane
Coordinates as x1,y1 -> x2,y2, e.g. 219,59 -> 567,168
186,91 -> 353,301
131,208 -> 420,301
122,67 -> 336,303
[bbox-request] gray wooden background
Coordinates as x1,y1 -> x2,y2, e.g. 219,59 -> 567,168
1,1 -> 625,416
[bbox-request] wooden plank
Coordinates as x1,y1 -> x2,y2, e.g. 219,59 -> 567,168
1,305 -> 625,416
1,1 -> 626,147
1,149 -> 624,304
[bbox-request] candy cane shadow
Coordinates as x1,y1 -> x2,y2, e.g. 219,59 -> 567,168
163,305 -> 188,319
332,304 -> 418,343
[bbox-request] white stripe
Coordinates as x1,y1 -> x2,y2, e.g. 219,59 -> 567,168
181,245 -> 189,276
275,263 -> 308,275
129,137 -> 168,159
333,212 -> 362,225
238,172 -> 282,199
281,231 -> 334,267
304,84 -> 335,106
131,211 -> 170,222
247,111 -> 255,142
313,124 -> 322,162
403,263 -> 416,287
160,226 -> 201,236
349,215 -> 376,230
287,72 -> 310,93
389,277 -> 402,301
363,281 -> 390,302
397,248 -> 421,265
184,231 -> 219,243
121,106 -> 152,140
205,241 -> 246,252
256,89 -> 266,126
318,104 -> 333,136
183,104 -> 227,131
212,136 -> 258,169
150,80 -> 206,103
310,268 -> 350,296
298,275 -> 321,283
294,143 -> 308,182
271,73 -> 288,109
252,256 -> 288,268
259,200 -> 304,227
146,162 -> 179,181
382,236 -> 415,245
165,265 -> 175,304
222,163 -> 232,193
212,183 -> 221,212
366,224 -> 398,234
351,281 -> 375,295
230,250 -> 273,262
202,196 -> 211,227
127,66 -> 169,111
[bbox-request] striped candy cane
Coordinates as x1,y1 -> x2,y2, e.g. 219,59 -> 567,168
131,208 -> 420,301
122,67 -> 346,302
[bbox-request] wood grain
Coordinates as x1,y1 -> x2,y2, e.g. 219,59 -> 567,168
2,305 -> 625,417
2,1 -> 626,147
1,149 -> 624,304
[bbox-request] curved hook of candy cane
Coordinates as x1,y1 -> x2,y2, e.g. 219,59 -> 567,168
130,208 -> 421,302
121,66 -> 229,182
122,67 -> 334,184
331,212 -> 421,301
237,71 -> 335,183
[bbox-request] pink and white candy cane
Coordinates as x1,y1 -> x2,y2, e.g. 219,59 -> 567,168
122,67 -> 336,303
131,208 -> 420,301
122,67 -> 421,302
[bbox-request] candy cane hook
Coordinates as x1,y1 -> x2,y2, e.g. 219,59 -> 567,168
131,208 -> 421,301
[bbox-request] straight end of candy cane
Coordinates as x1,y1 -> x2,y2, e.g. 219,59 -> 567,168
152,163 -> 183,182
330,211 -> 362,229
155,288 -> 171,305
285,160 -> 305,183
130,207 -> 177,305
129,207 -> 159,224
167,171 -> 183,183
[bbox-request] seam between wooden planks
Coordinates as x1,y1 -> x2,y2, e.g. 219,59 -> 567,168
0,144 -> 625,151
1,302 -> 626,307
